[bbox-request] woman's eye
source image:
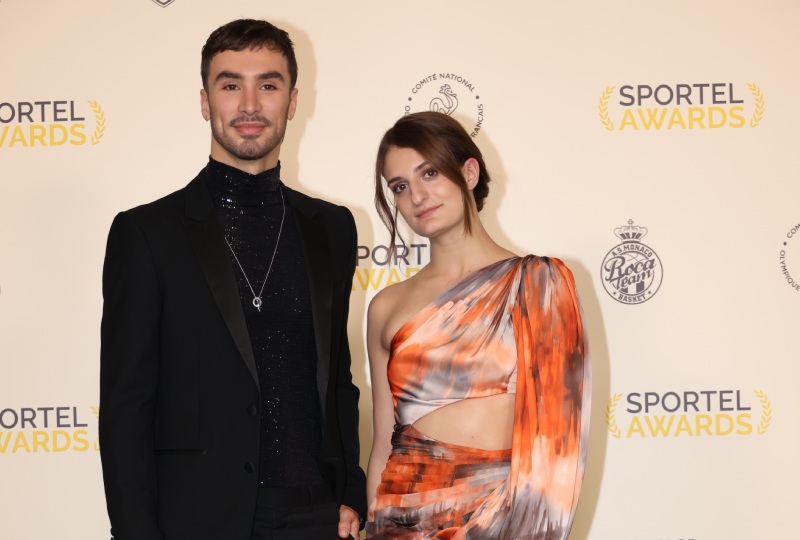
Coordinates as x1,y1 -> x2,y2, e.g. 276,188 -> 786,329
391,183 -> 407,194
423,168 -> 437,179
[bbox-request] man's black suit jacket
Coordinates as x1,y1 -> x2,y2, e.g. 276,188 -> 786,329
99,169 -> 366,540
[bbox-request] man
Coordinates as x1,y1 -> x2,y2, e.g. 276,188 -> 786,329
99,19 -> 365,540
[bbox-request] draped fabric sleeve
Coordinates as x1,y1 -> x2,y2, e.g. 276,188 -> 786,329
503,256 -> 590,539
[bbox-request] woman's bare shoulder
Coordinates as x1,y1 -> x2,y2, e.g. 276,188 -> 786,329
368,270 -> 429,348
368,272 -> 417,321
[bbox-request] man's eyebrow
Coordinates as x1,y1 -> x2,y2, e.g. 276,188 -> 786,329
256,71 -> 285,81
213,71 -> 285,83
214,70 -> 242,83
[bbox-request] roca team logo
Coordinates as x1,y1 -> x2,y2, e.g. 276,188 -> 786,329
404,72 -> 485,138
0,99 -> 107,148
597,82 -> 765,131
778,221 -> 800,293
601,220 -> 663,304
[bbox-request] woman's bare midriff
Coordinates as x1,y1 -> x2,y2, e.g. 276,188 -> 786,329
411,393 -> 515,450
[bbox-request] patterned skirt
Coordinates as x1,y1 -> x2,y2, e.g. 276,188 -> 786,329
367,424 -> 511,540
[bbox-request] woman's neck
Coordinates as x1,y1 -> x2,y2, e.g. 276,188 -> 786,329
425,219 -> 514,279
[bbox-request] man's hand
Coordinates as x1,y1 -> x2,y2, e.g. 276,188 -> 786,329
338,504 -> 359,539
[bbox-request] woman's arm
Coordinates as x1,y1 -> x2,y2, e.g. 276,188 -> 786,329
365,290 -> 397,512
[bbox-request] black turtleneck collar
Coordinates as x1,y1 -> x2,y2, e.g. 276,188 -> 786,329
205,157 -> 282,208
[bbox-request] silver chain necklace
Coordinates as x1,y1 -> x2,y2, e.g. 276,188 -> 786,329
224,186 -> 285,312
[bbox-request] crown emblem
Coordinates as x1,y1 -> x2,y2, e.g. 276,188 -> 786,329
614,219 -> 647,242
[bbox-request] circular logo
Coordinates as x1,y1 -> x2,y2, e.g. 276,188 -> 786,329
779,221 -> 800,293
404,72 -> 485,137
600,220 -> 663,304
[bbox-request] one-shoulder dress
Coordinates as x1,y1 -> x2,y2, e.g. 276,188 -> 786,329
367,256 -> 591,540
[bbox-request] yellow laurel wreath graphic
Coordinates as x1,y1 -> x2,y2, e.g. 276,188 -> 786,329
746,83 -> 764,128
91,406 -> 100,418
598,86 -> 615,132
88,100 -> 106,145
605,393 -> 622,438
754,390 -> 772,434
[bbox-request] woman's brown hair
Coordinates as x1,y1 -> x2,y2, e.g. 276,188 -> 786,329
374,111 -> 491,255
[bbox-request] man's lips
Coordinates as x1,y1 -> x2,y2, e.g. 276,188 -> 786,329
233,122 -> 266,135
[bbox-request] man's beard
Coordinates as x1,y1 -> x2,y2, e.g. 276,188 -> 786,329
210,110 -> 288,161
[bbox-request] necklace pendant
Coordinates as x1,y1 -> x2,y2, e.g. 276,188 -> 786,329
253,297 -> 263,312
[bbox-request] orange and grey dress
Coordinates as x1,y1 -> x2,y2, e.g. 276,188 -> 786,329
367,256 -> 591,540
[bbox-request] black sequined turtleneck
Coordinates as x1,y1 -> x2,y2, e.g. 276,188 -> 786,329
204,158 -> 324,488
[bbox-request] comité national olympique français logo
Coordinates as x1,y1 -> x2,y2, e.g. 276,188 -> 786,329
597,82 -> 764,131
601,220 -> 663,304
779,221 -> 800,293
0,99 -> 106,149
405,72 -> 485,138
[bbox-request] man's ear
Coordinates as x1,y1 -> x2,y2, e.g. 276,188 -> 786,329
200,89 -> 210,121
287,87 -> 299,121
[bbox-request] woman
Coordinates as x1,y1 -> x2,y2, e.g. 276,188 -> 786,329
365,111 -> 591,540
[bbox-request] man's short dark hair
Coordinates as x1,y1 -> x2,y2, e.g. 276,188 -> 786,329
201,19 -> 298,90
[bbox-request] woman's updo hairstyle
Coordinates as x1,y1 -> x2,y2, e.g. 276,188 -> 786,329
374,111 -> 491,253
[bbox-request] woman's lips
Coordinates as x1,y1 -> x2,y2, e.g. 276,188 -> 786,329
416,205 -> 440,218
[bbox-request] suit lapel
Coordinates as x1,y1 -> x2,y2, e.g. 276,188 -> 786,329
182,173 -> 259,390
284,188 -> 333,412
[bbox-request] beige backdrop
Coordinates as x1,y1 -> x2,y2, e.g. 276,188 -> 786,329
1,1 -> 798,539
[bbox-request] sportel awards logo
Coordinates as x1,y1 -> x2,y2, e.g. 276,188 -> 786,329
353,243 -> 430,291
606,390 -> 772,439
598,82 -> 764,131
405,73 -> 485,138
778,221 -> 800,293
0,100 -> 106,148
0,405 -> 100,454
601,220 -> 663,304
605,389 -> 772,439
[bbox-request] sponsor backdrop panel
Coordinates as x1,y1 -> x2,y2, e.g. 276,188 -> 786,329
1,1 -> 797,539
